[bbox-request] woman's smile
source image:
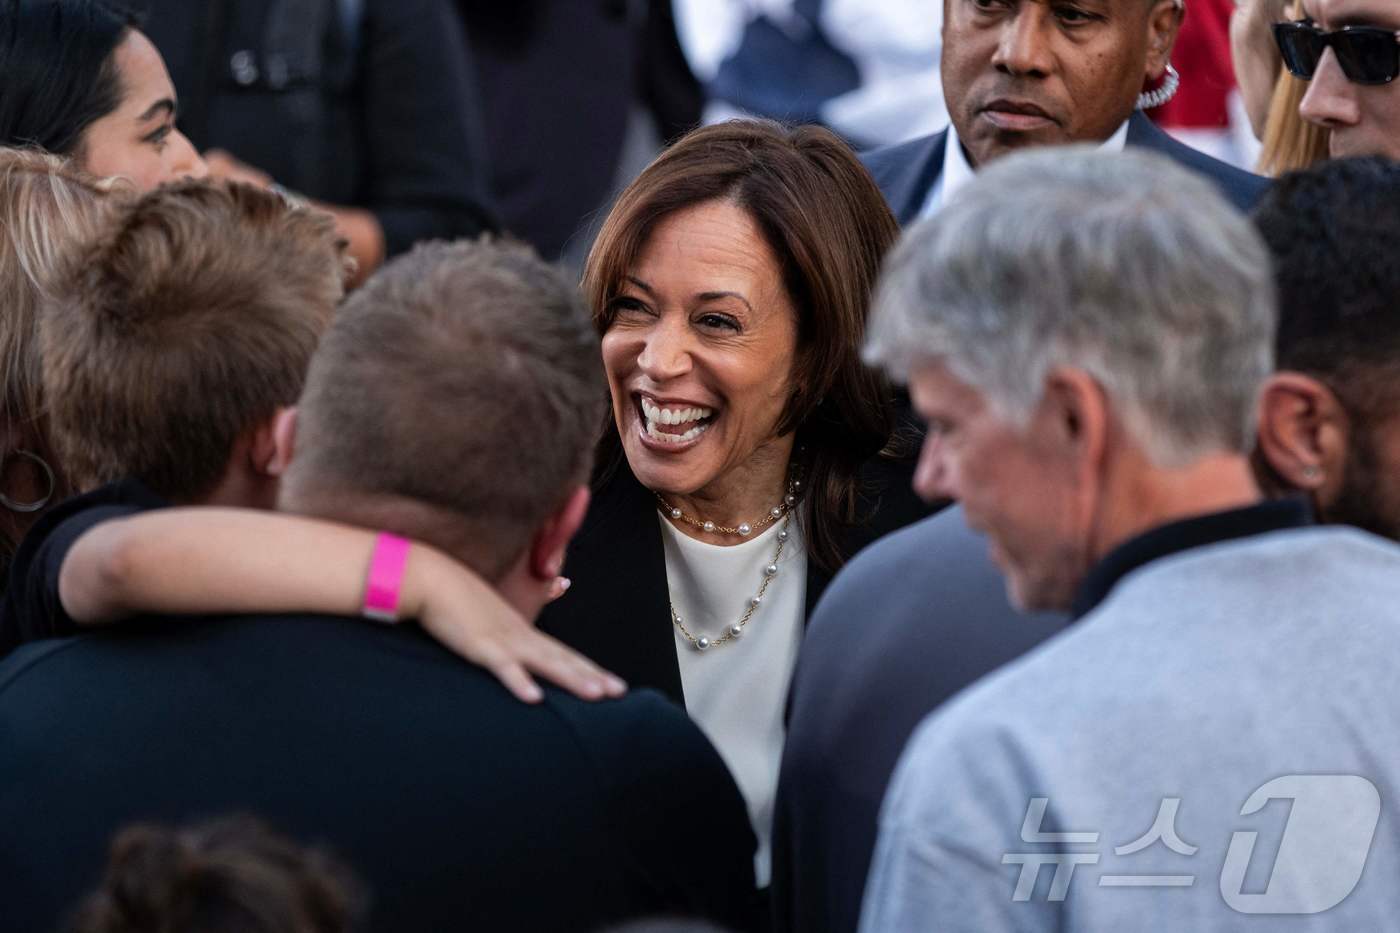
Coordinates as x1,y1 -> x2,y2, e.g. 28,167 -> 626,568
636,394 -> 717,449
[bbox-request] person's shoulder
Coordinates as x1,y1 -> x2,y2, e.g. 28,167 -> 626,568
877,649 -> 1064,844
1119,523 -> 1400,608
25,479 -> 168,543
1,479 -> 171,654
860,130 -> 946,182
1125,114 -> 1269,210
0,635 -> 87,697
543,686 -> 756,868
543,685 -> 720,772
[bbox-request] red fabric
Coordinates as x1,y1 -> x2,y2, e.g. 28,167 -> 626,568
1149,0 -> 1237,129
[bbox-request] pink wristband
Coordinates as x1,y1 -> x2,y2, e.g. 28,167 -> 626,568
362,533 -> 411,624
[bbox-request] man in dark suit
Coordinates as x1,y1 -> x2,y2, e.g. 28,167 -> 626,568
862,0 -> 1267,224
0,240 -> 757,933
771,506 -> 1065,933
772,3 -> 1265,931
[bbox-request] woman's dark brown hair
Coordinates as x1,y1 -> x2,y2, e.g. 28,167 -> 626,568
584,119 -> 901,573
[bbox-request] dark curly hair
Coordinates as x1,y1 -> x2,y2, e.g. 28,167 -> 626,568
1253,157 -> 1400,416
67,816 -> 365,933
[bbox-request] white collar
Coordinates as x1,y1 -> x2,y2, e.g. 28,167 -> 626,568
919,119 -> 1131,220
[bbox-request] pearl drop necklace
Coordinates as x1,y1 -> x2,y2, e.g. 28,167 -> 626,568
655,477 -> 801,538
670,513 -> 792,652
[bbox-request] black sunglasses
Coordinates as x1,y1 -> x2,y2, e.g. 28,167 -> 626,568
1273,20 -> 1400,86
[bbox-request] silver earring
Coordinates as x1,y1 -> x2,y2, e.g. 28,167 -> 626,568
1136,64 -> 1180,111
1301,465 -> 1322,482
0,449 -> 55,513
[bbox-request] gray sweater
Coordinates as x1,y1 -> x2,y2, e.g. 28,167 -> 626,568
860,526 -> 1400,931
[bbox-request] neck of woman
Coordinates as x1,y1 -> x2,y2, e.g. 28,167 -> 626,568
659,435 -> 796,547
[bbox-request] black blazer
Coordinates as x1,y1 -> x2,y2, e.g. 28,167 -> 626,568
770,507 -> 1067,933
0,616 -> 759,933
539,451 -> 931,705
862,111 -> 1270,225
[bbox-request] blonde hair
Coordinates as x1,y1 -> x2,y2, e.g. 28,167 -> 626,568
1257,2 -> 1331,176
0,147 -> 126,561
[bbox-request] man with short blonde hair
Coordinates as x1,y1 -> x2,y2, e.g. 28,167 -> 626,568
43,179 -> 347,505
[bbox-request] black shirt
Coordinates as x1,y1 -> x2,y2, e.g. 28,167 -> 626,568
0,479 -> 169,659
1070,497 -> 1313,619
0,615 -> 759,932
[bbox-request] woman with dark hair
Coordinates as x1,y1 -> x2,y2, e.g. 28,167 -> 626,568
0,0 -> 206,188
538,119 -> 929,887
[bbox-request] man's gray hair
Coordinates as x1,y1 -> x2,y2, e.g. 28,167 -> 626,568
866,147 -> 1276,465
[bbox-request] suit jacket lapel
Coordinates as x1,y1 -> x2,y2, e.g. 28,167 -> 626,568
879,131 -> 949,226
1124,110 -> 1161,150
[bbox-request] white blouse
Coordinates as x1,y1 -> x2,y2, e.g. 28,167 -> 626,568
659,513 -> 808,888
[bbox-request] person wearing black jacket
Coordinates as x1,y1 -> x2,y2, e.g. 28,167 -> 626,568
140,0 -> 496,282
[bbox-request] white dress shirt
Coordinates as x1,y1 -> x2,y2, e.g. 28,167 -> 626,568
919,120 -> 1131,220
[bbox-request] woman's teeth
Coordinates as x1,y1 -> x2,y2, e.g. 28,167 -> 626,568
641,397 -> 713,444
646,421 -> 709,443
641,398 -> 713,425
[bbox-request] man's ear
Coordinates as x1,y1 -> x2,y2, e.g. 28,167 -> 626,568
1040,367 -> 1109,478
266,407 -> 298,477
528,486 -> 591,583
1256,372 -> 1348,495
1145,0 -> 1185,78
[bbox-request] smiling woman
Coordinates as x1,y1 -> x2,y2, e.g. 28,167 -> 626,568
538,119 -> 931,889
0,0 -> 206,189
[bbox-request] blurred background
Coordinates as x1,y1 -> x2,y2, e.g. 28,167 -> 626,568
135,0 -> 1253,274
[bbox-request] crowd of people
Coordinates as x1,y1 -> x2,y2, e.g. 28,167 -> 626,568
1,0 -> 1398,930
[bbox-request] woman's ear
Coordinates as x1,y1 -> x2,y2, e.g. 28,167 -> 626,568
1256,373 -> 1347,495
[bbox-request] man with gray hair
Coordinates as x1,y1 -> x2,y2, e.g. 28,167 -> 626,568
856,148 -> 1400,930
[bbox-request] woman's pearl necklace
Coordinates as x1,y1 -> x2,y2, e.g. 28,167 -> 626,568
658,473 -> 802,652
670,514 -> 792,652
655,477 -> 800,538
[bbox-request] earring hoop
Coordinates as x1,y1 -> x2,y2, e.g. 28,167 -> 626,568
0,449 -> 55,513
1136,63 -> 1181,111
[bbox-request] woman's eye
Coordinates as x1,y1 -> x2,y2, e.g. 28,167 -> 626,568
144,124 -> 173,152
697,312 -> 740,332
610,296 -> 650,316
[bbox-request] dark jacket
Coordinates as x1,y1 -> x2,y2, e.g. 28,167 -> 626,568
0,616 -> 758,932
457,1 -> 700,259
770,507 -> 1066,933
539,451 -> 930,706
862,111 -> 1270,225
143,0 -> 495,256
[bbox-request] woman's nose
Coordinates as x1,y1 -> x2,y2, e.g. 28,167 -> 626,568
173,131 -> 210,180
636,321 -> 693,381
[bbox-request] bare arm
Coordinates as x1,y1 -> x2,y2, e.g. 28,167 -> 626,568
59,509 -> 624,704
